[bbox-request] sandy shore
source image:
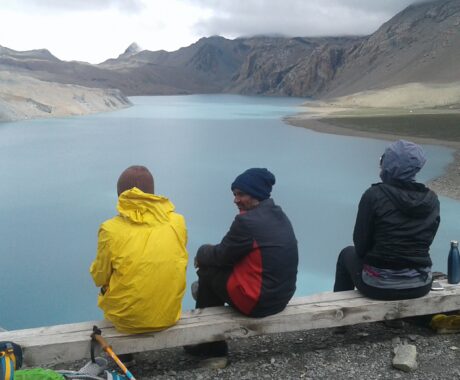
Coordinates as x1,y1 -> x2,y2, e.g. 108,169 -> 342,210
285,114 -> 460,201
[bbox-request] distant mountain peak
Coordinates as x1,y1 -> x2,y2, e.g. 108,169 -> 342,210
124,42 -> 142,56
113,42 -> 143,60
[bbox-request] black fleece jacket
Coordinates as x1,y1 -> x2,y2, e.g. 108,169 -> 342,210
354,181 -> 440,269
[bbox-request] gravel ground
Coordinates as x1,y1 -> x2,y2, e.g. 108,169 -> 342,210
59,320 -> 460,379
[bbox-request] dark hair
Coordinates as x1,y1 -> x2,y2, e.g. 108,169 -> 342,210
117,166 -> 154,196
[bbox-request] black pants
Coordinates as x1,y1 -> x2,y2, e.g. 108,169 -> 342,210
185,266 -> 233,357
195,266 -> 233,309
333,246 -> 431,300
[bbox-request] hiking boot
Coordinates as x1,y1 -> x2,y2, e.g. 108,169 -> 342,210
184,340 -> 228,358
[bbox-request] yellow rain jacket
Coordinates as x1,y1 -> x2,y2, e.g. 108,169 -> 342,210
90,187 -> 188,333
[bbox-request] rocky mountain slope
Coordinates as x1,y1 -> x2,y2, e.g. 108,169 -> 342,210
0,70 -> 130,122
1,35 -> 361,97
225,36 -> 362,97
98,36 -> 252,94
325,0 -> 460,97
226,0 -> 460,98
1,0 -> 459,121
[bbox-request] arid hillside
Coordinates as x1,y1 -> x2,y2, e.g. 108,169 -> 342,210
307,81 -> 460,112
324,0 -> 460,97
0,71 -> 130,122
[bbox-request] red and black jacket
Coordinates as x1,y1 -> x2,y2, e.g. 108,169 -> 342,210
197,199 -> 298,317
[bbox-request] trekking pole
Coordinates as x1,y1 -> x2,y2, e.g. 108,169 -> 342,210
91,326 -> 137,380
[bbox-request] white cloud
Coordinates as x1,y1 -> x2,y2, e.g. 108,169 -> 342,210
4,0 -> 144,13
189,0 -> 435,38
0,0 -> 210,63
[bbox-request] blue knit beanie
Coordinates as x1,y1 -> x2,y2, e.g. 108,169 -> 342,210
231,168 -> 276,201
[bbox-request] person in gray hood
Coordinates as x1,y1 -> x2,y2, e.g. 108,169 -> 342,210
334,140 -> 440,300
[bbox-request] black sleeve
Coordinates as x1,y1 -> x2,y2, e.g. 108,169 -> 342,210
353,189 -> 375,258
432,193 -> 441,238
196,215 -> 253,267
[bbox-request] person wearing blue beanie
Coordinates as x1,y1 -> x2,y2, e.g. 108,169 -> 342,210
229,168 -> 276,212
231,168 -> 276,201
185,168 -> 298,365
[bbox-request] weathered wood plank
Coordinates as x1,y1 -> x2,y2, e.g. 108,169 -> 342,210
0,292 -> 364,341
2,280 -> 459,366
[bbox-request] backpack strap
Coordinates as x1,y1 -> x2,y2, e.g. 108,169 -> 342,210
0,343 -> 15,380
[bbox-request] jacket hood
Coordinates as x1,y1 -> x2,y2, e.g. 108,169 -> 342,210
380,140 -> 426,183
378,182 -> 438,218
117,187 -> 174,225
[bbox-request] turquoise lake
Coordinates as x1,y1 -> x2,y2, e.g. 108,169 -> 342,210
1,94 -> 459,330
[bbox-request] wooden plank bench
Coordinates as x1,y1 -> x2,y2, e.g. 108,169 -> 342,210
2,279 -> 460,367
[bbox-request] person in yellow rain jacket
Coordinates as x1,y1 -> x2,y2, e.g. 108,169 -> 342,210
90,165 -> 188,334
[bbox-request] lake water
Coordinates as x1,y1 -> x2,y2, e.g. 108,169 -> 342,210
1,94 -> 459,330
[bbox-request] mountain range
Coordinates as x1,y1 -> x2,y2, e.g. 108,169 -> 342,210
1,0 -> 459,121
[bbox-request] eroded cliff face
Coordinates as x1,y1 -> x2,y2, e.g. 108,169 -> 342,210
225,37 -> 361,97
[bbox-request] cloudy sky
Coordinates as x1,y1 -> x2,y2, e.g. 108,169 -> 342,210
1,0 -> 432,63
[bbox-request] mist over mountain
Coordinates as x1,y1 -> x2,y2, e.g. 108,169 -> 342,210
1,0 -> 459,122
